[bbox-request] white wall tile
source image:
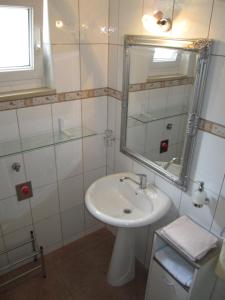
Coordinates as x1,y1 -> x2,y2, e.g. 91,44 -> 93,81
0,110 -> 19,143
84,207 -> 100,229
55,140 -> 83,180
172,0 -> 213,38
118,0 -> 143,44
24,146 -> 57,189
34,213 -> 62,250
114,139 -> 133,173
202,56 -> 225,126
211,176 -> 225,237
148,88 -> 168,114
0,154 -> 26,200
82,97 -> 107,134
79,0 -> 108,43
190,132 -> 225,195
133,161 -> 155,184
84,167 -> 106,192
61,204 -> 84,244
0,196 -> 32,234
58,175 -> 83,212
127,125 -> 146,154
211,193 -> 225,238
83,135 -> 106,172
30,183 -> 59,222
52,45 -> 80,93
155,175 -> 182,211
52,100 -> 82,133
108,45 -> 123,91
128,91 -> 149,116
145,119 -> 164,152
80,44 -> 108,89
179,181 -> 218,230
48,0 -> 79,44
107,142 -> 115,171
4,225 -> 33,264
109,0 -> 119,44
209,0 -> 225,56
107,96 -> 117,133
17,105 -> 52,139
167,85 -> 188,113
115,99 -> 122,140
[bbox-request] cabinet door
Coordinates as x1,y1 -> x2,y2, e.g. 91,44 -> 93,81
146,260 -> 189,300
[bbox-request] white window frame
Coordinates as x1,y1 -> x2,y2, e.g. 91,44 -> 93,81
0,5 -> 34,72
0,0 -> 43,88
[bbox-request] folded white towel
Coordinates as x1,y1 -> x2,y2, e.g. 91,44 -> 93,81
155,246 -> 194,287
161,216 -> 218,261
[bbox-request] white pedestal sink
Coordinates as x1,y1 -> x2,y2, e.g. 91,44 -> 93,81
85,172 -> 171,286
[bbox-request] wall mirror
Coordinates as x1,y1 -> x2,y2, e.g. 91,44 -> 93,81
121,35 -> 212,190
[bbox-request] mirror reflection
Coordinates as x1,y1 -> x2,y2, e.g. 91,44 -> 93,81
126,46 -> 198,177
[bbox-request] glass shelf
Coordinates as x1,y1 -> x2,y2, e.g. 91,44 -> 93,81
0,127 -> 96,158
130,106 -> 188,124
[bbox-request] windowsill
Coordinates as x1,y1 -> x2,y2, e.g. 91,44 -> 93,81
147,74 -> 188,82
0,87 -> 56,102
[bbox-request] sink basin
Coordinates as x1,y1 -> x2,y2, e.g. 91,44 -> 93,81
85,172 -> 171,287
85,172 -> 171,228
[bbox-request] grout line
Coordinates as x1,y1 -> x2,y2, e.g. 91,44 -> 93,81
106,0 -> 110,175
50,104 -> 64,245
207,0 -> 215,39
78,0 -> 87,234
209,174 -> 225,233
171,0 -> 176,27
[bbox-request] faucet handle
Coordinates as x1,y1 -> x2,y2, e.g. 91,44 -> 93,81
136,173 -> 147,189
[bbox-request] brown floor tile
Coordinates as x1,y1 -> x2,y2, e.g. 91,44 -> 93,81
0,228 -> 147,300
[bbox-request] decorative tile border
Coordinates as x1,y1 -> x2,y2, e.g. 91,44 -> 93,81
107,88 -> 123,100
0,88 -> 108,111
199,119 -> 225,139
0,76 -> 193,111
0,85 -> 224,141
129,76 -> 193,92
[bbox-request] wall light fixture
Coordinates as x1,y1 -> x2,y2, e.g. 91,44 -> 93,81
142,10 -> 172,33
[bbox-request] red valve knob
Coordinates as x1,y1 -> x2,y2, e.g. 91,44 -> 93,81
21,185 -> 30,194
161,142 -> 168,152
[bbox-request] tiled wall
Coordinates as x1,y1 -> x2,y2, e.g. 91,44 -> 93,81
0,98 -> 108,266
108,1 -> 225,299
0,0 -> 109,271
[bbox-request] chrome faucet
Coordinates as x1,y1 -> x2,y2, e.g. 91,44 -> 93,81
164,157 -> 177,170
119,174 -> 147,190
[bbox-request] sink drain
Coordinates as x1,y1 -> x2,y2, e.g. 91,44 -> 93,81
123,208 -> 132,214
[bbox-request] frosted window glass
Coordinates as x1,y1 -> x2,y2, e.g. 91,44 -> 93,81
153,48 -> 178,62
0,6 -> 32,71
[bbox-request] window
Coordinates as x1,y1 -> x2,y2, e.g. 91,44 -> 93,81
0,6 -> 33,72
153,48 -> 178,63
0,1 -> 45,93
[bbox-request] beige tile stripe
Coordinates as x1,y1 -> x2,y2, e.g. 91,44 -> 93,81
0,86 -> 223,140
199,119 -> 225,139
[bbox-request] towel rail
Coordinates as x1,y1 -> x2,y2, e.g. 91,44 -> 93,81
0,231 -> 46,288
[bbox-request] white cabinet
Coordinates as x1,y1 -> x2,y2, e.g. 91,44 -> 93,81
145,230 -> 219,300
148,260 -> 188,300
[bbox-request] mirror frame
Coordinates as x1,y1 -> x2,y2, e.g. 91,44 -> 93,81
120,35 -> 212,191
